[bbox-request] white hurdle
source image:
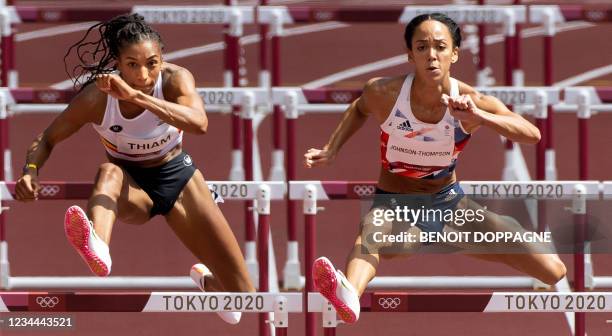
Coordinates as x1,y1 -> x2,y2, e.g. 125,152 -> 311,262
289,180 -> 601,289
0,181 -> 285,290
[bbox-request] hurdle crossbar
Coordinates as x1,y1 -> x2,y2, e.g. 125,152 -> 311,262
0,181 -> 285,202
258,5 -> 526,24
296,275 -> 536,289
0,291 -> 301,312
307,292 -> 612,313
6,276 -> 197,290
288,180 -> 601,200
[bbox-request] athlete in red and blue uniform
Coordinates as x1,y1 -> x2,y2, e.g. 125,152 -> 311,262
304,13 -> 566,324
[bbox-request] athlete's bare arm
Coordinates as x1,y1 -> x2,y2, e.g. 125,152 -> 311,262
451,81 -> 541,144
96,64 -> 207,134
15,85 -> 104,201
305,77 -> 399,167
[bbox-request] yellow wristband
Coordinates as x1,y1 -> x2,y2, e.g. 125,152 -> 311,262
23,163 -> 38,174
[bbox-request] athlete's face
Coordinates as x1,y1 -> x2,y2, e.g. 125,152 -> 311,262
407,20 -> 458,82
116,40 -> 162,94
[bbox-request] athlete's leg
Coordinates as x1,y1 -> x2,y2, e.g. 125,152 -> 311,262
165,170 -> 254,293
86,162 -> 154,243
65,162 -> 154,276
452,198 -> 566,285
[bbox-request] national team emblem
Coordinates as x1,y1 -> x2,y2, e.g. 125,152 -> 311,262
183,154 -> 193,167
110,125 -> 123,132
394,109 -> 408,119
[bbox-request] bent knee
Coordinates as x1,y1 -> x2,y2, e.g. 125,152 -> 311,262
97,163 -> 124,182
94,163 -> 124,193
540,257 -> 567,286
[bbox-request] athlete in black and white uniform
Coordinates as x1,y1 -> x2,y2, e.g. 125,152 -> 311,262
15,13 -> 252,324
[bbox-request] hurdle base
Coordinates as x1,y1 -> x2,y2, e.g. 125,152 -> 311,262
268,150 -> 286,182
229,149 -> 245,181
476,67 -> 494,87
0,241 -> 9,289
245,241 -> 260,289
282,262 -> 302,290
545,149 -> 557,180
282,241 -> 302,290
585,252 -> 594,290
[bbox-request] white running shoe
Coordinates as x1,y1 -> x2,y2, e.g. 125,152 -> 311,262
190,263 -> 242,325
64,205 -> 112,276
312,257 -> 360,323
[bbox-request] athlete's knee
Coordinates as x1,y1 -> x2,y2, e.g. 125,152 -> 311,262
540,256 -> 567,285
484,214 -> 523,233
96,163 -> 123,185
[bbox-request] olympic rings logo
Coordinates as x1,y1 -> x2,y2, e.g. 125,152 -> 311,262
353,185 -> 376,197
313,11 -> 333,21
330,92 -> 354,104
37,91 -> 62,103
378,297 -> 401,309
39,185 -> 60,197
36,296 -> 60,308
585,10 -> 605,22
41,11 -> 62,22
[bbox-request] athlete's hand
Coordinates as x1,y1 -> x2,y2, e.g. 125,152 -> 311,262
95,73 -> 138,101
15,173 -> 40,202
441,94 -> 482,124
304,147 -> 336,168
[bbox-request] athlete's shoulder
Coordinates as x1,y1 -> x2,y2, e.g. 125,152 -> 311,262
361,76 -> 406,107
456,79 -> 478,96
161,63 -> 198,101
359,76 -> 405,118
62,81 -> 106,125
363,76 -> 404,96
161,63 -> 195,87
71,82 -> 106,111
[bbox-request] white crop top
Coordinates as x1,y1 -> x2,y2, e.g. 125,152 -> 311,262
379,74 -> 471,179
92,71 -> 183,161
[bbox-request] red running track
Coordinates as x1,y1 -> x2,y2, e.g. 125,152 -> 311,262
4,0 -> 612,335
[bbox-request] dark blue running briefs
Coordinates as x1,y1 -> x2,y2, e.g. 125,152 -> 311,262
370,182 -> 465,233
124,151 -> 196,217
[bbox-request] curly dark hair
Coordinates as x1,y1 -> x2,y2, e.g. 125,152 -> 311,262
64,13 -> 164,91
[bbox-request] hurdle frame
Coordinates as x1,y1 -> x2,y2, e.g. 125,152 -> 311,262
290,180 -> 603,336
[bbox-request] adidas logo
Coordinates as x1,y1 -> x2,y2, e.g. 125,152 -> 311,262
397,120 -> 413,131
444,189 -> 457,202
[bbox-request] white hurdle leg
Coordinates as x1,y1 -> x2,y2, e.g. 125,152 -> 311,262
0,240 -> 9,289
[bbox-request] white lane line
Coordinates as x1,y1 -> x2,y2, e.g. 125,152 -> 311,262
51,21 -> 349,89
302,21 -> 595,89
16,22 -> 99,42
303,55 -> 407,89
554,64 -> 612,88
